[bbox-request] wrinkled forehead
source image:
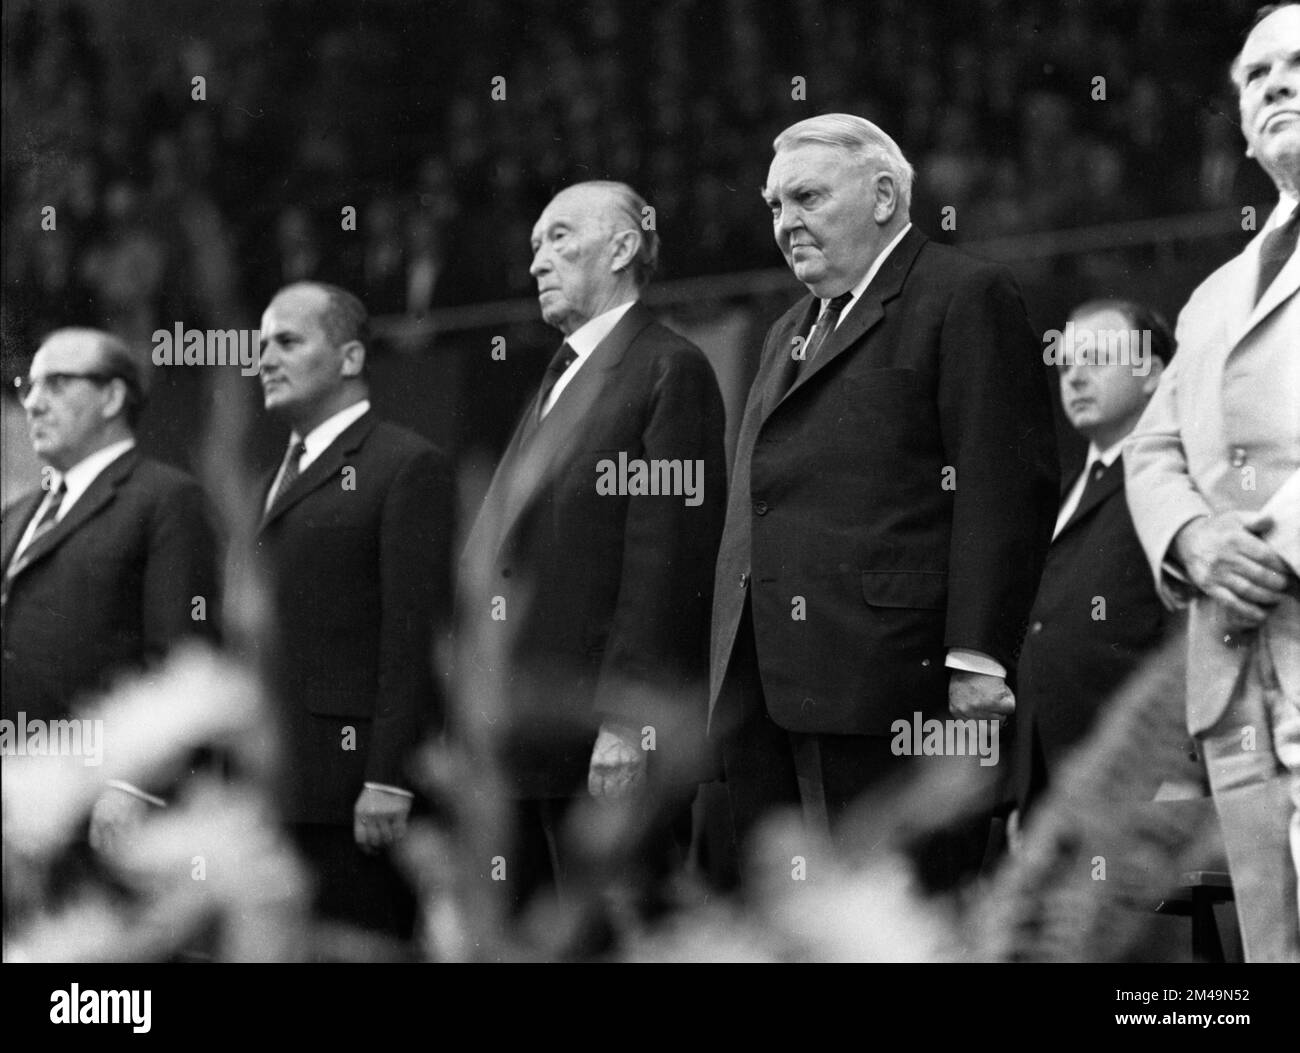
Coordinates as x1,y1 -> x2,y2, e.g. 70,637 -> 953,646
532,187 -> 614,242
33,332 -> 104,374
764,142 -> 860,195
1236,6 -> 1300,82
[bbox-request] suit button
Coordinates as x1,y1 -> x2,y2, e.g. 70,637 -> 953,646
1030,621 -> 1044,634
753,500 -> 769,516
502,568 -> 512,578
1230,447 -> 1248,468
739,572 -> 749,589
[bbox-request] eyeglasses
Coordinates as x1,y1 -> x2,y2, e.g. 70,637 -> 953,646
13,372 -> 115,399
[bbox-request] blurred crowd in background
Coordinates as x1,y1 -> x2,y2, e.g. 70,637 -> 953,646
0,0 -> 1278,357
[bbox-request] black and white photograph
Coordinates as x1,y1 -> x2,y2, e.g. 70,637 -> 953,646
1,0 -> 1297,1018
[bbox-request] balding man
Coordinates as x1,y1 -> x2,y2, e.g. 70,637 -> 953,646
2,328 -> 219,851
1125,3 -> 1300,961
255,282 -> 453,943
461,181 -> 726,916
710,115 -> 1058,888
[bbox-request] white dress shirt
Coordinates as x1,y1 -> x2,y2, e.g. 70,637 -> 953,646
541,300 -> 638,418
1054,439 -> 1126,541
264,399 -> 371,513
12,438 -> 136,562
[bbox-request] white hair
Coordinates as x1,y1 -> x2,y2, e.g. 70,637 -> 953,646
773,113 -> 915,209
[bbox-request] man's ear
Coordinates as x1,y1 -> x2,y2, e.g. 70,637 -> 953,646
340,340 -> 366,377
101,378 -> 129,422
872,173 -> 899,225
609,228 -> 642,274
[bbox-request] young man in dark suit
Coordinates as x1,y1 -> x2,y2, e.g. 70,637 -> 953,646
2,327 -> 218,851
1011,301 -> 1176,818
255,282 -> 453,941
710,114 -> 1058,886
460,181 -> 726,914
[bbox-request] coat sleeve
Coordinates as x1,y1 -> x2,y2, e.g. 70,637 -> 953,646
937,264 -> 1059,674
365,445 -> 454,788
141,477 -> 221,657
591,349 -> 727,740
1122,318 -> 1216,608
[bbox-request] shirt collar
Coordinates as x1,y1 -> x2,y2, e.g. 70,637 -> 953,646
564,299 -> 638,361
1270,194 -> 1297,229
55,438 -> 136,510
828,222 -> 913,317
295,399 -> 371,463
1087,438 -> 1125,470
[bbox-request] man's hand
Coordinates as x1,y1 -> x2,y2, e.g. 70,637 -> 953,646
1174,512 -> 1292,629
88,787 -> 149,856
949,670 -> 1015,722
353,787 -> 412,854
588,721 -> 646,799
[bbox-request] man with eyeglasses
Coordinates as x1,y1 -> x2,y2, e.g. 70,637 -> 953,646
2,327 -> 218,856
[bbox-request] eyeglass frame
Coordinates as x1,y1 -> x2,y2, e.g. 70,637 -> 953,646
13,372 -> 118,400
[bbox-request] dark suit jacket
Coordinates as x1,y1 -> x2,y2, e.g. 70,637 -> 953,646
2,449 -> 219,725
710,227 -> 1059,735
1010,455 -> 1171,812
256,410 -> 453,825
460,303 -> 727,797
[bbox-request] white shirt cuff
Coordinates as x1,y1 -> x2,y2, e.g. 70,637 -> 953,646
363,782 -> 414,799
106,780 -> 167,808
945,649 -> 1007,679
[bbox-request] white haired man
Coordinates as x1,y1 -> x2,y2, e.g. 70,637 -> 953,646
709,114 -> 1058,890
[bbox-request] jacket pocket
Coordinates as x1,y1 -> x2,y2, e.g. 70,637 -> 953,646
861,571 -> 947,610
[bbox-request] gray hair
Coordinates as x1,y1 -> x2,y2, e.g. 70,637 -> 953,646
569,180 -> 660,287
39,327 -> 148,428
773,113 -> 915,210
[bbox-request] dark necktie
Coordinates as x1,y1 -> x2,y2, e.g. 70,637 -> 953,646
3,481 -> 66,599
1256,209 -> 1299,306
801,293 -> 854,369
1063,459 -> 1109,533
537,341 -> 578,420
266,438 -> 307,514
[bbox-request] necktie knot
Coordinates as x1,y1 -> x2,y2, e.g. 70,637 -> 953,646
799,293 -> 854,371
537,342 -> 578,420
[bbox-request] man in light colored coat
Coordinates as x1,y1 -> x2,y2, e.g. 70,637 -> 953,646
1125,2 -> 1300,961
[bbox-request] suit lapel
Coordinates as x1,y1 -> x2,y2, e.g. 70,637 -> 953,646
2,492 -> 43,574
781,227 -> 927,405
1056,456 -> 1124,540
759,298 -> 819,421
483,303 -> 654,556
5,450 -> 139,580
259,411 -> 377,531
1236,229 -> 1299,347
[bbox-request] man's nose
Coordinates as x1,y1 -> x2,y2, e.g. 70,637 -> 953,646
1263,62 -> 1297,103
529,247 -> 550,278
777,207 -> 803,237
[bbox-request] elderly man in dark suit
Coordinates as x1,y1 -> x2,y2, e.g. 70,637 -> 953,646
254,281 -> 453,941
1011,300 -> 1178,818
460,180 -> 726,914
2,327 -> 218,851
710,114 -> 1058,886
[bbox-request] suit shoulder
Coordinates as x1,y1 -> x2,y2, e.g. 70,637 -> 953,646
918,239 -> 1019,288
367,420 -> 449,469
638,319 -> 707,361
129,455 -> 204,496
